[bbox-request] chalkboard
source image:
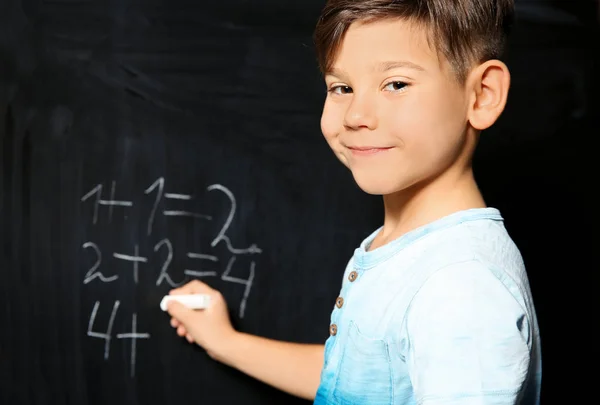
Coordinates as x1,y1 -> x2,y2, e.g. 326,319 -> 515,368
1,1 -> 598,404
0,1 -> 382,404
515,0 -> 599,25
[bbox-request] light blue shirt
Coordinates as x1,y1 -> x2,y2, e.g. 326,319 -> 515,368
314,208 -> 542,405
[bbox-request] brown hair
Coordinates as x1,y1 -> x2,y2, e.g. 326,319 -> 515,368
313,0 -> 515,83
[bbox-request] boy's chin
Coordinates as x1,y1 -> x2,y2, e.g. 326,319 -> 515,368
351,172 -> 399,196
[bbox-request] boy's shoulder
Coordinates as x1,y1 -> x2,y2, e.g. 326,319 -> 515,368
353,207 -> 524,275
414,208 -> 525,274
391,208 -> 530,300
344,208 -> 532,315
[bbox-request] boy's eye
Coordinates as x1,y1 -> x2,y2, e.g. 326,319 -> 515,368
328,85 -> 353,95
383,81 -> 407,92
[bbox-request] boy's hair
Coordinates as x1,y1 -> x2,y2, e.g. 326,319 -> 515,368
313,0 -> 515,84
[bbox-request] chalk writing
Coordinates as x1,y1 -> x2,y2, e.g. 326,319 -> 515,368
207,184 -> 262,255
144,177 -> 164,236
154,238 -> 184,288
81,177 -> 263,376
81,183 -> 133,225
184,252 -> 219,278
113,245 -> 147,284
87,300 -> 120,360
221,256 -> 255,319
82,242 -> 118,284
164,193 -> 191,200
117,313 -> 150,378
87,300 -> 150,378
144,177 -> 212,236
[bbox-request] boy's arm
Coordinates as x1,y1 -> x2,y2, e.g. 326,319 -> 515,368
166,280 -> 325,401
405,262 -> 537,405
213,333 -> 325,400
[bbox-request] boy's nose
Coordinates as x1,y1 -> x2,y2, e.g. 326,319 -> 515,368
343,95 -> 378,131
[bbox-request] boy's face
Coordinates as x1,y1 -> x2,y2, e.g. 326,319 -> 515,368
321,19 -> 472,196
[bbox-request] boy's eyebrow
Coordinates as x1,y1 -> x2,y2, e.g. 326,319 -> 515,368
376,60 -> 425,72
326,60 -> 425,78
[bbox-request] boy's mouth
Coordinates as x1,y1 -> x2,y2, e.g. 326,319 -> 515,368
347,146 -> 394,156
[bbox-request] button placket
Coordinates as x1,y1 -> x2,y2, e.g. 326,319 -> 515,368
329,269 -> 360,337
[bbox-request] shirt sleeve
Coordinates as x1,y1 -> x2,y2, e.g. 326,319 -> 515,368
405,260 -> 532,405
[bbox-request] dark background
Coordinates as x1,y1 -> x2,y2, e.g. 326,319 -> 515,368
1,1 -> 598,404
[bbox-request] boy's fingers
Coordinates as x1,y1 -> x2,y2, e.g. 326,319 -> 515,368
169,287 -> 185,295
167,300 -> 196,326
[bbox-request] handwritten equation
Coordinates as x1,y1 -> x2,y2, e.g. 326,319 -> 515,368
80,177 -> 262,377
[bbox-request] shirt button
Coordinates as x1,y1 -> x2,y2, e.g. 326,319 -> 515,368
348,271 -> 358,282
330,324 -> 338,336
336,297 -> 344,308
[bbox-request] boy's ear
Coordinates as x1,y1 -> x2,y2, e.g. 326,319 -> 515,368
466,60 -> 511,131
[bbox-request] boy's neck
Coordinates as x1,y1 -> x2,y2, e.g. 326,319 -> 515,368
370,166 -> 486,251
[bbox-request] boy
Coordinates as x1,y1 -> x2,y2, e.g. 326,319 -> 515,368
166,0 -> 542,404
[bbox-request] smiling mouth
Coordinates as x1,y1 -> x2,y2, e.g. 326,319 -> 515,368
347,146 -> 394,156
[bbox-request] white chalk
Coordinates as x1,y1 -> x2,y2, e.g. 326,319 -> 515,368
160,294 -> 211,311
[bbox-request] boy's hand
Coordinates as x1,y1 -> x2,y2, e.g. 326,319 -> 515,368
166,280 -> 237,360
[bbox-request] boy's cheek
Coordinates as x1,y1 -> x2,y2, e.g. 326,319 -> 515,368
320,102 -> 345,133
318,131 -> 349,167
336,149 -> 350,167
323,136 -> 347,164
320,116 -> 340,142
